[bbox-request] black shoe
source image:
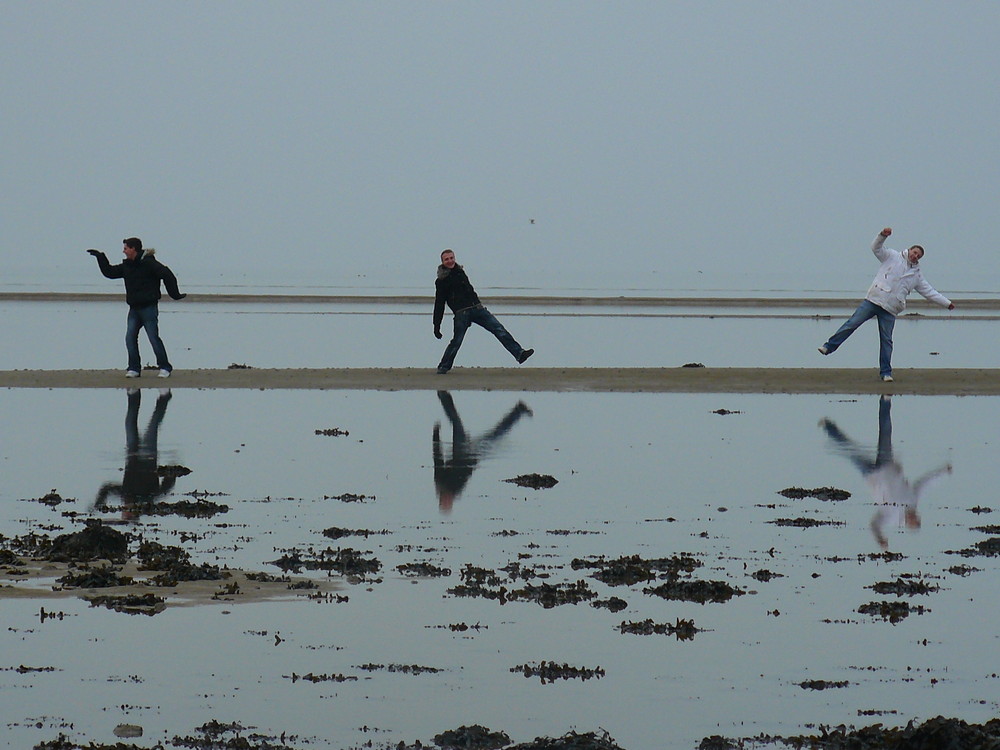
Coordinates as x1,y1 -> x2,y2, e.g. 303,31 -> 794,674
517,348 -> 534,364
437,368 -> 448,375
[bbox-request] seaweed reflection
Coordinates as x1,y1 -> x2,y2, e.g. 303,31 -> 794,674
94,388 -> 183,521
819,395 -> 952,550
432,391 -> 532,513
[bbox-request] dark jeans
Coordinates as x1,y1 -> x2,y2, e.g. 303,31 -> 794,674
822,300 -> 896,377
437,305 -> 525,372
126,303 -> 172,373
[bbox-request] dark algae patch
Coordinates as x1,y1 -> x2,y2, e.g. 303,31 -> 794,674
702,715 -> 1000,750
778,486 -> 852,501
504,473 -> 559,490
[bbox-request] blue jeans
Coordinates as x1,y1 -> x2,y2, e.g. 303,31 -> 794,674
438,305 -> 525,372
823,300 -> 895,377
125,304 -> 172,373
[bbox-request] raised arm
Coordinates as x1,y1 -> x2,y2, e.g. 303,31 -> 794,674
871,227 -> 893,262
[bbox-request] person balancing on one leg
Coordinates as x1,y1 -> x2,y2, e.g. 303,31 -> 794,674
818,227 -> 954,382
432,249 -> 534,374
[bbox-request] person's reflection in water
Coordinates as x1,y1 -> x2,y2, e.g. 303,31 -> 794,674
819,395 -> 952,550
95,388 -> 178,521
433,390 -> 532,513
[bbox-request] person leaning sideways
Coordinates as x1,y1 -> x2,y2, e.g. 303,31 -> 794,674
433,249 -> 534,374
87,238 -> 186,379
818,227 -> 954,382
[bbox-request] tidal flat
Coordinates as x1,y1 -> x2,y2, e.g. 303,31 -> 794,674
1,387 -> 998,748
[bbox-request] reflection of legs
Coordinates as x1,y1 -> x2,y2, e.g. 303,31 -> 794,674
823,301 -> 878,354
125,390 -> 142,454
141,391 -> 172,456
875,395 -> 893,467
476,401 -> 532,450
875,309 -> 895,378
438,310 -> 473,372
436,390 -> 468,445
820,417 -> 876,474
472,307 -> 525,360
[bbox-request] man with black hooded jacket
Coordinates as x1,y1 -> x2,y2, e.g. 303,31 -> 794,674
433,249 -> 534,374
87,237 -> 186,378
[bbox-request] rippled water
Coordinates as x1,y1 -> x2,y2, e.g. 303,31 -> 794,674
1,387 -> 998,748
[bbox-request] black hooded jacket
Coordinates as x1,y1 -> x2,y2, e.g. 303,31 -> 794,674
93,249 -> 184,307
433,264 -> 481,329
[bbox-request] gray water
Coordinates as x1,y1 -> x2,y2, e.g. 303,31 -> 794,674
3,299 -> 996,371
1,386 -> 998,748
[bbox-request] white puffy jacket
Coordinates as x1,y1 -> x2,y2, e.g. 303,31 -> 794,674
865,232 -> 951,315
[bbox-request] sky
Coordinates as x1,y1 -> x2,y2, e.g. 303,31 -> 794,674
3,2 -> 998,295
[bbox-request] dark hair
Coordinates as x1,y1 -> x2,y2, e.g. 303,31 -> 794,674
909,244 -> 924,256
123,237 -> 143,252
441,248 -> 454,260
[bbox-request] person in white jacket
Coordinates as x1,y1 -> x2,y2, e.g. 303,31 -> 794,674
818,227 -> 954,381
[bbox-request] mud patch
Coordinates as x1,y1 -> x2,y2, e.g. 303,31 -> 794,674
778,486 -> 851,501
857,600 -> 930,623
618,618 -> 700,640
504,474 -> 559,490
511,661 -> 605,683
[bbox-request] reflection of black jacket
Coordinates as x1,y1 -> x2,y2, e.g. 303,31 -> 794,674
94,249 -> 183,307
433,265 -> 481,328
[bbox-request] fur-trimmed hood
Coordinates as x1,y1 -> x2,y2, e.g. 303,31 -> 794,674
437,263 -> 461,281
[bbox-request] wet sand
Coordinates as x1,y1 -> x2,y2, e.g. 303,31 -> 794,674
2,366 -> 998,395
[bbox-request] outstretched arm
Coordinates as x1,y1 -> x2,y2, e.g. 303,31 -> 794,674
914,276 -> 952,309
87,249 -> 123,279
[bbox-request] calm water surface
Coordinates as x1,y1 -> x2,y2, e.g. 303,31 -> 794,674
3,299 -> 996,370
1,388 -> 998,748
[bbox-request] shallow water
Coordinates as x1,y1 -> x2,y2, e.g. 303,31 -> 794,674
1,388 -> 998,748
3,299 -> 996,371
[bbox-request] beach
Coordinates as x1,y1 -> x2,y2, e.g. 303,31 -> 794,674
2,366 -> 999,395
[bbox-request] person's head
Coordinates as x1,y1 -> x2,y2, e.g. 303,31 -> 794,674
123,237 -> 143,260
440,249 -> 456,269
907,245 -> 924,264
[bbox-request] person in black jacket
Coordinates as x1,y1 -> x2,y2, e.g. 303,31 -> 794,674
87,237 -> 186,378
432,249 -> 534,374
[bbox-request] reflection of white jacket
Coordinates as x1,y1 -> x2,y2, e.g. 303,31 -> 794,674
865,233 -> 951,315
867,462 -> 950,531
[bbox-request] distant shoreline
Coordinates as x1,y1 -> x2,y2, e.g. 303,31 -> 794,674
3,367 -> 998,395
4,291 -> 1000,310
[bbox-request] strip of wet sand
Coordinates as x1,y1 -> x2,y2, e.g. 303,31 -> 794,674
2,367 -> 997,395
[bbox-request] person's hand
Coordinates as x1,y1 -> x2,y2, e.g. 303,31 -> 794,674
948,303 -> 955,310
880,227 -> 892,237
86,248 -> 102,256
434,327 -> 443,339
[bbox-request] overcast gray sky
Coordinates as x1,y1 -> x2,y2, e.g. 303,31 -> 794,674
3,2 -> 997,294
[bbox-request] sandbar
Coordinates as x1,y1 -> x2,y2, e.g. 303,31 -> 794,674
1,367 -> 997,395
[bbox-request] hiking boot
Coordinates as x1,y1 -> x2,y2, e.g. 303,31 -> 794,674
517,348 -> 535,364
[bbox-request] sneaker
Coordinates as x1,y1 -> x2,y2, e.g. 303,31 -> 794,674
817,346 -> 829,355
881,375 -> 894,382
158,369 -> 171,379
125,370 -> 140,378
517,348 -> 535,364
